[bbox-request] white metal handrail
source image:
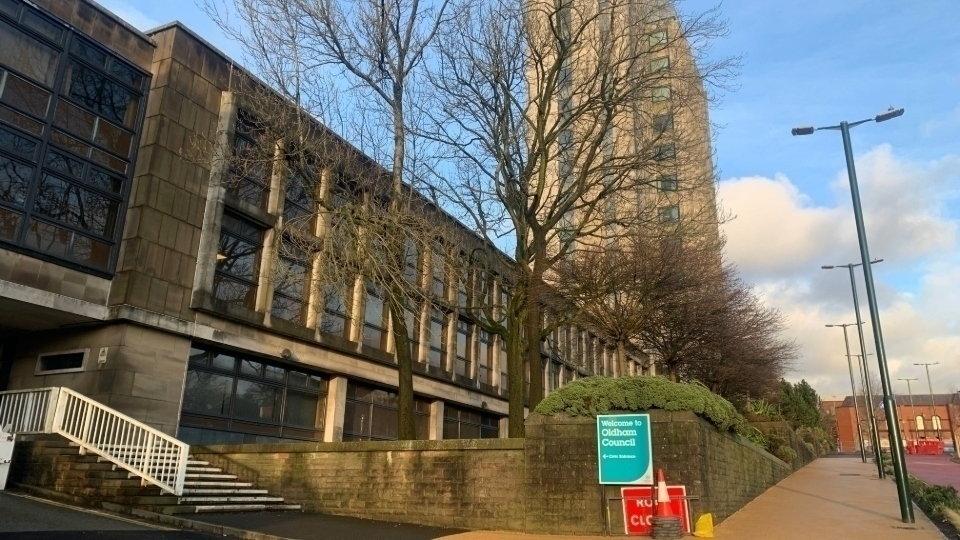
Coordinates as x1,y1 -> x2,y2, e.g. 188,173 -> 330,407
0,387 -> 189,495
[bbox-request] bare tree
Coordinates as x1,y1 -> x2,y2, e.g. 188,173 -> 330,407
204,0 -> 453,440
423,0 -> 737,434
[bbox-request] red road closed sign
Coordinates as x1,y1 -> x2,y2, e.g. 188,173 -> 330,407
620,486 -> 690,536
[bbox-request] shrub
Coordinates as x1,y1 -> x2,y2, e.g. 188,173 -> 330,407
775,445 -> 798,464
804,441 -> 815,454
746,398 -> 781,420
743,427 -> 767,448
533,376 -> 749,434
910,476 -> 960,519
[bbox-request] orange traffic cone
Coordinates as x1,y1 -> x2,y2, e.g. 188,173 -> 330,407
656,469 -> 675,517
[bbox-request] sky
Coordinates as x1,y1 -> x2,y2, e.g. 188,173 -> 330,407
102,0 -> 960,399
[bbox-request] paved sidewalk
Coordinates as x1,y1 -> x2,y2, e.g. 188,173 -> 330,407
444,458 -> 944,540
712,457 -> 943,540
907,454 -> 960,491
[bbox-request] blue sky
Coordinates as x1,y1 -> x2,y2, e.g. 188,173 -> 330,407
106,0 -> 960,397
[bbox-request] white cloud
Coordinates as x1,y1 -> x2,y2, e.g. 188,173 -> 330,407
718,146 -> 960,397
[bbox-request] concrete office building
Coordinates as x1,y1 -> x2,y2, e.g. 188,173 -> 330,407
0,0 -> 672,445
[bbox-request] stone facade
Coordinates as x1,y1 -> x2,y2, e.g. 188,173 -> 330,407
191,438 -> 527,531
187,411 -> 796,534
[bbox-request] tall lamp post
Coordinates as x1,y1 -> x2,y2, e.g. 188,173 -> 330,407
899,378 -> 919,441
822,258 -> 884,477
915,363 -> 941,439
853,352 -> 883,468
826,323 -> 867,461
794,107 -> 913,523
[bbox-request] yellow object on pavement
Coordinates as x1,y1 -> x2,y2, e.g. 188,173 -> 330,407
693,513 -> 714,538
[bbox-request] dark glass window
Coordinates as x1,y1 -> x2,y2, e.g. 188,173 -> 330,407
0,7 -> 146,274
362,284 -> 386,349
179,344 -> 328,445
654,114 -> 674,133
652,86 -> 671,102
655,143 -> 676,161
404,301 -> 420,359
649,30 -> 667,49
229,111 -> 269,209
403,239 -> 418,283
455,318 -> 471,377
37,351 -> 84,373
320,281 -> 349,338
214,212 -> 263,309
428,307 -> 447,368
442,403 -> 499,440
271,238 -> 310,324
431,246 -> 446,298
282,162 -> 316,232
499,338 -> 508,392
478,330 -> 492,385
342,381 -> 430,441
658,205 -> 679,223
658,174 -> 678,191
649,56 -> 669,73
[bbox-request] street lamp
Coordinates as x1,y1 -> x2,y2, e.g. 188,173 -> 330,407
796,107 -> 913,523
822,259 -> 884,478
899,378 -> 919,442
915,363 -> 941,439
825,323 -> 868,462
852,352 -> 883,466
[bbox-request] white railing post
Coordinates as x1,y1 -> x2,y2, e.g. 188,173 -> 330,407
76,398 -> 92,456
176,443 -> 189,494
142,432 -> 156,488
44,389 -> 61,433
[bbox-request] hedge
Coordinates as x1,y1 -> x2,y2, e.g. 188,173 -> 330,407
533,376 -> 749,435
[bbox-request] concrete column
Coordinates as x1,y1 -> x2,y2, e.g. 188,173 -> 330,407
190,92 -> 236,305
323,376 -> 349,442
429,400 -> 445,440
498,416 -> 509,439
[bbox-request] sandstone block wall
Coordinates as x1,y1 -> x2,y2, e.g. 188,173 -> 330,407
191,438 -> 526,530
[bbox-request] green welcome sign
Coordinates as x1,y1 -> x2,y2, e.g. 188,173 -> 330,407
596,413 -> 653,484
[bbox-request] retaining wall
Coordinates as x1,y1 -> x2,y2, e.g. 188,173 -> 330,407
194,411 -> 795,534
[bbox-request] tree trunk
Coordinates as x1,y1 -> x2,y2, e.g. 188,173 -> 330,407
616,341 -> 628,379
507,313 -> 525,438
390,86 -> 417,440
525,273 -> 545,409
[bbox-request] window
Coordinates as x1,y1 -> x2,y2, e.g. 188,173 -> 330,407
428,307 -> 448,368
179,344 -> 328,445
342,381 -> 430,441
404,300 -> 420,359
652,86 -> 671,102
565,365 -> 575,385
649,30 -> 667,49
271,239 -> 310,324
659,205 -> 679,223
551,361 -> 561,391
282,163 -> 316,233
916,415 -> 925,432
455,318 -> 472,377
403,239 -> 418,283
654,114 -> 674,133
214,212 -> 263,309
36,349 -> 86,374
499,338 -> 508,391
363,283 -> 386,349
431,245 -> 446,299
320,280 -> 349,338
655,143 -> 676,161
230,111 -> 269,209
443,403 -> 499,439
649,57 -> 670,73
478,330 -> 492,385
658,174 -> 678,191
0,10 -> 146,274
932,415 -> 942,432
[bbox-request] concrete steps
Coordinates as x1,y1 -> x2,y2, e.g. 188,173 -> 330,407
11,434 -> 300,515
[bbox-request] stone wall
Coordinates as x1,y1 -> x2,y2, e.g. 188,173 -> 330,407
193,411 -> 794,535
524,412 -> 792,535
191,438 -> 526,530
749,420 -> 818,469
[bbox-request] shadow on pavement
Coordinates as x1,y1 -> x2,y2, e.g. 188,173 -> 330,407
193,512 -> 467,540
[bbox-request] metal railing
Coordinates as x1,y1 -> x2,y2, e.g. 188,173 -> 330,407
0,387 -> 189,495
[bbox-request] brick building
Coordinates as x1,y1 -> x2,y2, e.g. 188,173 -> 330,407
0,0 -> 716,446
836,394 -> 960,453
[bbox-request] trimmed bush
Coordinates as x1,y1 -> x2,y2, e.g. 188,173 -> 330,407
775,445 -> 798,464
533,376 -> 748,434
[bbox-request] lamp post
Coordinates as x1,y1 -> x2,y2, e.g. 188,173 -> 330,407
826,323 -> 867,461
915,363 -> 941,439
853,352 -> 883,468
822,259 -> 884,477
899,378 -> 918,441
795,106 -> 913,523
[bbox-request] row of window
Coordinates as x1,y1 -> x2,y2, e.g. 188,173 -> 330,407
0,0 -> 146,273
177,344 -> 500,445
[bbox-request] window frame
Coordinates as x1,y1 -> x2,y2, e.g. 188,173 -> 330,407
658,174 -> 678,191
649,56 -> 670,73
213,212 -> 265,309
35,348 -> 88,375
0,2 -> 148,276
658,204 -> 680,223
